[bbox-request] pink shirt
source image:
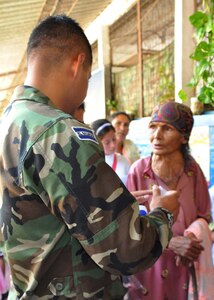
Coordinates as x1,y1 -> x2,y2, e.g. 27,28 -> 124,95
125,155 -> 211,300
127,156 -> 211,231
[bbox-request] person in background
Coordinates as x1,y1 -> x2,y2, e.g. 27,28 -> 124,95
125,101 -> 212,300
0,15 -> 180,299
91,118 -> 130,184
110,111 -> 140,164
73,101 -> 85,122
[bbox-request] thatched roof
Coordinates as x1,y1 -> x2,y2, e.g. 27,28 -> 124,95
0,0 -> 113,106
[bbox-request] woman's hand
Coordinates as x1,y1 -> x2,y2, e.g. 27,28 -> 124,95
131,190 -> 152,204
168,233 -> 204,265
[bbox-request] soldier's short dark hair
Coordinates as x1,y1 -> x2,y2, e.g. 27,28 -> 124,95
78,102 -> 85,111
27,15 -> 92,66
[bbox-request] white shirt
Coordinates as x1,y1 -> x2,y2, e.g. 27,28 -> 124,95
105,153 -> 130,184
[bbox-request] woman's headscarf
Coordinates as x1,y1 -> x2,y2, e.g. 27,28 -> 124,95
150,101 -> 194,141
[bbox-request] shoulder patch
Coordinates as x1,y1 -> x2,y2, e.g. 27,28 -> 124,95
72,126 -> 98,144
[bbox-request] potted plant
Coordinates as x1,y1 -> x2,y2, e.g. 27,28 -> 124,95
179,0 -> 214,111
106,98 -> 119,115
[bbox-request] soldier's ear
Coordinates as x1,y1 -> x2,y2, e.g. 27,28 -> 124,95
73,53 -> 86,77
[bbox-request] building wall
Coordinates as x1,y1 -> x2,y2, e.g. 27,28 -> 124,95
113,42 -> 174,118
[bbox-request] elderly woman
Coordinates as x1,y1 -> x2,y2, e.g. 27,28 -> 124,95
125,101 -> 212,300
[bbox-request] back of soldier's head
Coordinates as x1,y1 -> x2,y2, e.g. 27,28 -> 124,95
27,15 -> 92,67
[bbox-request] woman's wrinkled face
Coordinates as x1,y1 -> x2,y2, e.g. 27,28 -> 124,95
101,129 -> 117,155
148,122 -> 186,155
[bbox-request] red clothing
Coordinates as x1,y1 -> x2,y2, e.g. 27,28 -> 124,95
125,156 -> 211,300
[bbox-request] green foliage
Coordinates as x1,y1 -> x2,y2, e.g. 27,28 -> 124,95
106,98 -> 118,110
178,89 -> 188,101
179,0 -> 214,106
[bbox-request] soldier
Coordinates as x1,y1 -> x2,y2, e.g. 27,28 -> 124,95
73,102 -> 85,123
0,15 -> 179,299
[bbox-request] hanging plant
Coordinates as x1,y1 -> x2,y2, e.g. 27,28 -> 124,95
179,0 -> 214,106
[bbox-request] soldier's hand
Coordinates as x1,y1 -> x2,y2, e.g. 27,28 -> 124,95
150,185 -> 180,222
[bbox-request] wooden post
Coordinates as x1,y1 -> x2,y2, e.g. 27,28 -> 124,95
137,0 -> 144,117
174,0 -> 195,104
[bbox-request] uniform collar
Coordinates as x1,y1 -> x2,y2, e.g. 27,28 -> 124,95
11,85 -> 55,107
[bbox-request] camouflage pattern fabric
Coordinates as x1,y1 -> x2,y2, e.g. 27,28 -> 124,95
0,86 -> 172,299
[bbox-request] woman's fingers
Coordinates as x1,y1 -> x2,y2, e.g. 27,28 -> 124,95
131,190 -> 152,204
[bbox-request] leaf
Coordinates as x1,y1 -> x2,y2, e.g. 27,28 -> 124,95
206,14 -> 213,32
189,11 -> 208,29
198,86 -> 213,104
190,41 -> 211,60
187,76 -> 199,87
207,77 -> 214,85
194,60 -> 209,80
201,70 -> 210,82
178,89 -> 187,101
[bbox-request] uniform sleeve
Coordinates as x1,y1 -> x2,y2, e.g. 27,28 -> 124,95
22,119 -> 172,276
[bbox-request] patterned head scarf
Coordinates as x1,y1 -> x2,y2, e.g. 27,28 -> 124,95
150,101 -> 194,140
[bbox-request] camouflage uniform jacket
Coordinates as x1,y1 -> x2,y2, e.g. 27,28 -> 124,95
0,86 -> 172,299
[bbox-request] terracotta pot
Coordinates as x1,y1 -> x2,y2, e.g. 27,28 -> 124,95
190,97 -> 204,115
